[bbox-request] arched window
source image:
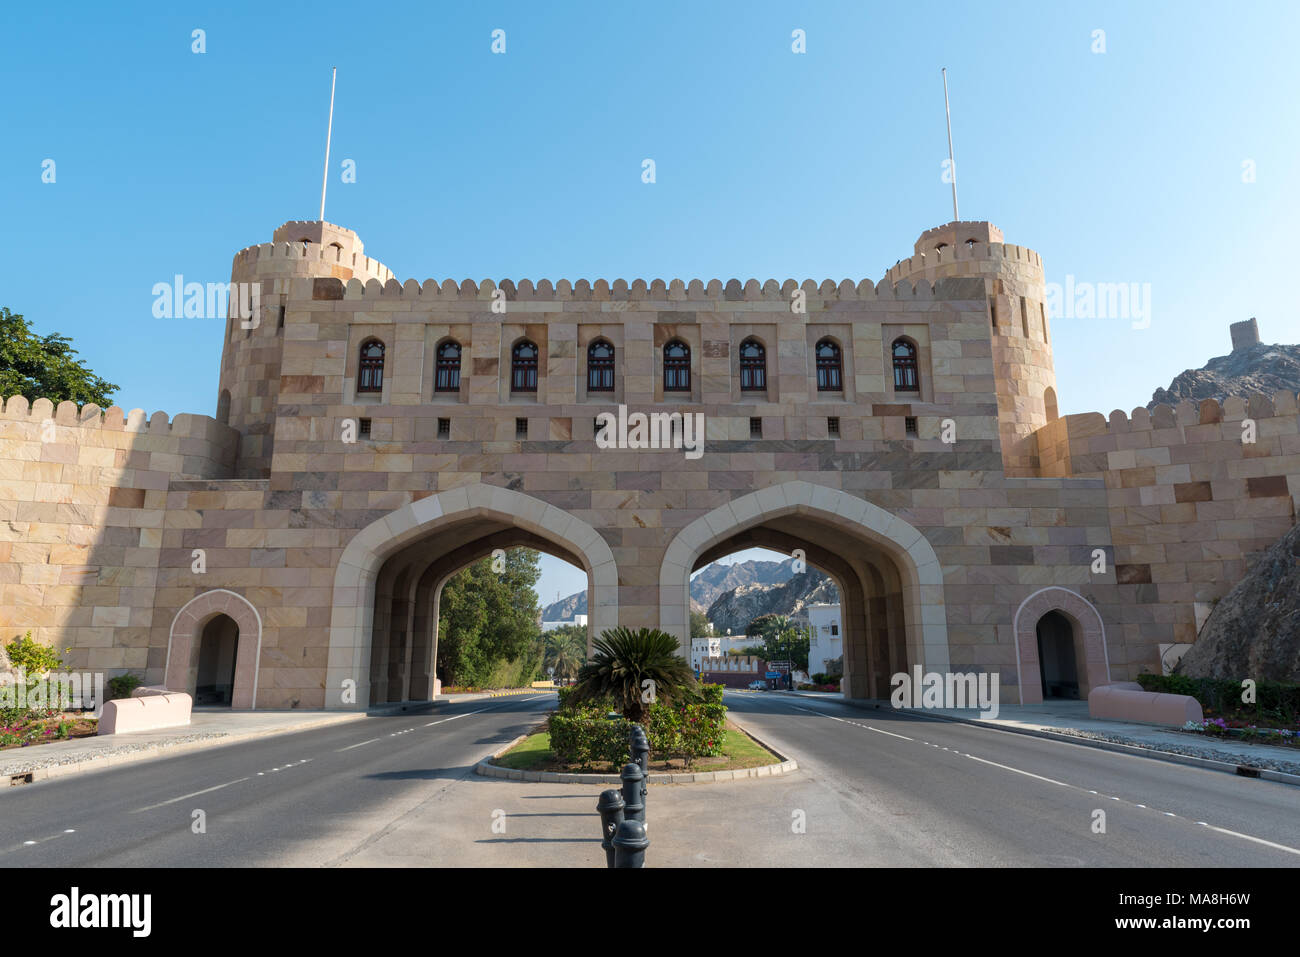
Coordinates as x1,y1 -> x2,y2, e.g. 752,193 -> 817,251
587,339 -> 615,392
815,338 -> 842,392
739,338 -> 766,392
511,340 -> 539,393
1044,386 -> 1059,421
358,340 -> 385,393
663,339 -> 690,392
892,338 -> 919,393
435,341 -> 461,393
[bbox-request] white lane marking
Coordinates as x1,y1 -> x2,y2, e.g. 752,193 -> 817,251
782,695 -> 1299,858
133,777 -> 251,813
423,708 -> 488,727
866,726 -> 914,741
1198,822 -> 1300,856
962,753 -> 1072,788
336,738 -> 382,752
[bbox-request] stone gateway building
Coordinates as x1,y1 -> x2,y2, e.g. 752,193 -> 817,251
2,219 -> 1296,710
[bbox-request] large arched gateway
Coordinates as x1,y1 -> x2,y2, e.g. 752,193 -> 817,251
660,481 -> 948,700
326,484 -> 618,709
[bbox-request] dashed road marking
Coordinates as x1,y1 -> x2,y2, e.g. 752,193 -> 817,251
133,777 -> 252,813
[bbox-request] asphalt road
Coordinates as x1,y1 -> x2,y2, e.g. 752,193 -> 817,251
1,689 -> 1296,867
716,690 -> 1300,867
0,693 -> 558,867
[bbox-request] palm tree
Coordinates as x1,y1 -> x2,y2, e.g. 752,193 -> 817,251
569,627 -> 698,722
544,626 -> 586,681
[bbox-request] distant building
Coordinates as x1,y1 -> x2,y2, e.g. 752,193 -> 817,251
807,603 -> 842,674
541,614 -> 587,633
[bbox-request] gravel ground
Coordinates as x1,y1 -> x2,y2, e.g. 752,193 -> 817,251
0,731 -> 231,775
1052,727 -> 1300,775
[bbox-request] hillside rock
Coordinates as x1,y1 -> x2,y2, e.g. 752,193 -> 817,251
540,557 -> 795,622
706,569 -> 839,636
1177,521 -> 1300,681
1149,341 -> 1300,410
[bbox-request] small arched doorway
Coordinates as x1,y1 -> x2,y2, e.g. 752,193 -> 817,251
195,614 -> 240,706
1036,611 -> 1079,700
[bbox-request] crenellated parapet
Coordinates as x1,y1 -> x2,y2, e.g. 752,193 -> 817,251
232,240 -> 394,285
0,394 -> 238,477
331,274 -> 984,303
884,240 -> 1043,286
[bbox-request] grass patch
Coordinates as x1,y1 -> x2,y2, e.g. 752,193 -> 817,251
493,720 -> 782,775
494,729 -> 556,770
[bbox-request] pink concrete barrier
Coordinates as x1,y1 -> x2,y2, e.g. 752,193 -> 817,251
1088,683 -> 1203,726
99,692 -> 193,734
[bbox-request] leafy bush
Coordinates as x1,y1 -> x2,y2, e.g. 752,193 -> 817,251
106,673 -> 144,701
1137,672 -> 1300,724
548,681 -> 727,767
3,633 -> 67,677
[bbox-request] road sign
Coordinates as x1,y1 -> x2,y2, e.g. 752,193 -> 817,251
765,672 -> 781,679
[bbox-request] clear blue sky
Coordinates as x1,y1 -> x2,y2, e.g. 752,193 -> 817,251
5,1 -> 1297,607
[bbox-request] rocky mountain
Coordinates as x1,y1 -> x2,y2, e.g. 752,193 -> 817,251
540,590 -> 586,622
1178,521 -> 1300,681
540,556 -> 811,624
689,559 -> 794,610
1148,339 -> 1300,409
705,568 -> 840,637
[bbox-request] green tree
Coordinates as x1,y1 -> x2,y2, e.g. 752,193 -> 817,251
744,614 -> 810,670
542,623 -> 587,680
569,627 -> 698,722
0,308 -> 118,406
436,548 -> 543,687
689,610 -> 711,639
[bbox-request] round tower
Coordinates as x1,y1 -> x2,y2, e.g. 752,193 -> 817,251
218,221 -> 393,477
888,220 -> 1056,476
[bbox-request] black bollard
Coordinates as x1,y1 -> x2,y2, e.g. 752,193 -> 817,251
597,789 -> 625,869
631,727 -> 650,775
620,762 -> 645,824
612,819 -> 649,868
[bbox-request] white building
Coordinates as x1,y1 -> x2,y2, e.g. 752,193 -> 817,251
541,613 -> 588,633
806,603 -> 842,675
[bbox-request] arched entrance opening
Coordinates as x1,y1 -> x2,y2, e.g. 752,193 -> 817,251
1035,610 -> 1078,700
661,482 -> 948,701
370,527 -> 589,705
327,485 -> 618,709
1013,587 -> 1110,704
687,543 -> 846,691
166,589 -> 263,709
195,614 -> 240,706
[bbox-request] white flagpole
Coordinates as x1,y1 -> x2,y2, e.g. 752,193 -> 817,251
942,67 -> 959,222
319,67 -> 337,222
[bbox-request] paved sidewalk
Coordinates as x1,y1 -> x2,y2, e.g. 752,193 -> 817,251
0,708 -> 370,781
767,690 -> 1300,777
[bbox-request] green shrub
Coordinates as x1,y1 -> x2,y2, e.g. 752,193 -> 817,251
106,673 -> 144,701
547,681 -> 727,767
1137,673 -> 1300,722
3,633 -> 67,677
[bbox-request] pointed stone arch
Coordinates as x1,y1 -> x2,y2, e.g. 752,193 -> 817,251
166,589 -> 262,709
327,483 -> 618,709
659,481 -> 949,681
1013,586 -> 1109,703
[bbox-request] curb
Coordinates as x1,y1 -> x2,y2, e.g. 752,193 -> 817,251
474,717 -> 798,785
2,711 -> 372,788
817,696 -> 1300,789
